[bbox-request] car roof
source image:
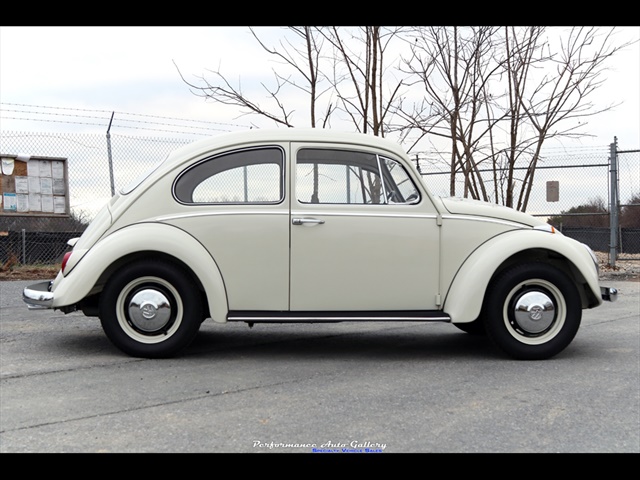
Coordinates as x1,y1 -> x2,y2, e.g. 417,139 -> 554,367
167,128 -> 409,163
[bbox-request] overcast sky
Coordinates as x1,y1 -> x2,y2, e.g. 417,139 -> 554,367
1,26 -> 639,152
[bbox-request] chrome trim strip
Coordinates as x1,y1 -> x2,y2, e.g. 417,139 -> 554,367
161,211 -> 522,225
157,211 -> 439,222
228,315 -> 451,322
440,214 -> 524,228
156,210 -> 288,222
291,211 -> 439,220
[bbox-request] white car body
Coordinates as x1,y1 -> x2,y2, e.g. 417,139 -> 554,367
24,129 -> 616,359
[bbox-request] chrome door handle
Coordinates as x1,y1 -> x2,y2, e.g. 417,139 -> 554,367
292,217 -> 325,226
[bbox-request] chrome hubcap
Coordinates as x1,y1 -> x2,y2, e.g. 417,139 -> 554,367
128,288 -> 172,332
513,290 -> 555,334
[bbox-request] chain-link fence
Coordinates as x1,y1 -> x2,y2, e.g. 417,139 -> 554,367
615,149 -> 640,257
419,143 -> 639,263
1,130 -> 638,268
1,132 -> 191,266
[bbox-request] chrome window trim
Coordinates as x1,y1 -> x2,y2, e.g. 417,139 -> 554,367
379,155 -> 421,205
172,145 -> 286,206
376,154 -> 388,203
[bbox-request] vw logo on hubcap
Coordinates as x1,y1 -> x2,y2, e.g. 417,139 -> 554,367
140,301 -> 158,319
528,305 -> 544,321
128,288 -> 172,332
513,290 -> 556,334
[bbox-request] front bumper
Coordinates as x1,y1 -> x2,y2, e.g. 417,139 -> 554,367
601,286 -> 618,302
23,280 -> 54,309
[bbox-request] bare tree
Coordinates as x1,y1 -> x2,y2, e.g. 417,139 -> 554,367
547,197 -> 610,228
176,27 -> 409,202
397,27 -> 507,198
176,26 -> 408,136
176,26 -> 634,212
399,26 -> 634,211
174,27 -> 334,128
620,192 -> 640,228
320,27 -> 408,137
510,27 -> 629,211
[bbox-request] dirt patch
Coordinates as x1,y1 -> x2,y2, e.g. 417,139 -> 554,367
595,252 -> 640,282
0,251 -> 60,280
0,264 -> 60,281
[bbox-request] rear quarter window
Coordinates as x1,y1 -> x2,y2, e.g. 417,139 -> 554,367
173,146 -> 284,204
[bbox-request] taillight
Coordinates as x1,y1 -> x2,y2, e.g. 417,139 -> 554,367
61,251 -> 72,273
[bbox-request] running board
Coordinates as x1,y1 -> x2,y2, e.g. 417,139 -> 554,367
227,310 -> 451,323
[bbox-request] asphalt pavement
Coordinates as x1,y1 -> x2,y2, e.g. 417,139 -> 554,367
1,279 -> 638,453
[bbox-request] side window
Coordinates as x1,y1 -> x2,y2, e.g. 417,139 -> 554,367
174,147 -> 284,204
296,149 -> 419,205
296,149 -> 384,204
380,156 -> 420,204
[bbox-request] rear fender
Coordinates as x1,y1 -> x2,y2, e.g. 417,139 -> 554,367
50,223 -> 229,323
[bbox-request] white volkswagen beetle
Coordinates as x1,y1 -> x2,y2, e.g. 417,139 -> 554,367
23,129 -> 617,359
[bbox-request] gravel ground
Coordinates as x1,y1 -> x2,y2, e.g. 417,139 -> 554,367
596,252 -> 640,281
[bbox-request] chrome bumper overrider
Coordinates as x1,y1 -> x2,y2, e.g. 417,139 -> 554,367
601,287 -> 618,302
23,280 -> 54,309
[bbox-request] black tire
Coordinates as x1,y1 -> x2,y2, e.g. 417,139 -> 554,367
483,263 -> 582,360
99,259 -> 203,358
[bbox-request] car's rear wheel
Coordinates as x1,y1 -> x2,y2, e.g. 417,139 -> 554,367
483,263 -> 581,360
99,259 -> 202,358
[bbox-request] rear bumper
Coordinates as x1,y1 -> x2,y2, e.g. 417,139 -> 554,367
601,286 -> 618,302
23,280 -> 54,309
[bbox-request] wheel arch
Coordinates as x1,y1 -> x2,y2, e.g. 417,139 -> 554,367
51,223 -> 229,323
443,231 -> 601,324
90,251 -> 208,314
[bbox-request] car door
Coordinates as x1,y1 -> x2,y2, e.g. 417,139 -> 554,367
289,143 -> 441,312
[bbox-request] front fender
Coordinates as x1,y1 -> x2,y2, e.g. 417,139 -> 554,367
443,230 -> 600,324
50,222 -> 229,323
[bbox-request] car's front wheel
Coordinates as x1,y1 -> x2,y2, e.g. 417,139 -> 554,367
483,263 -> 582,360
99,259 -> 203,358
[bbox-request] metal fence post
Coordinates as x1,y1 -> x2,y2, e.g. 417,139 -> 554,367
106,111 -> 115,197
609,137 -> 619,266
21,228 -> 26,264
